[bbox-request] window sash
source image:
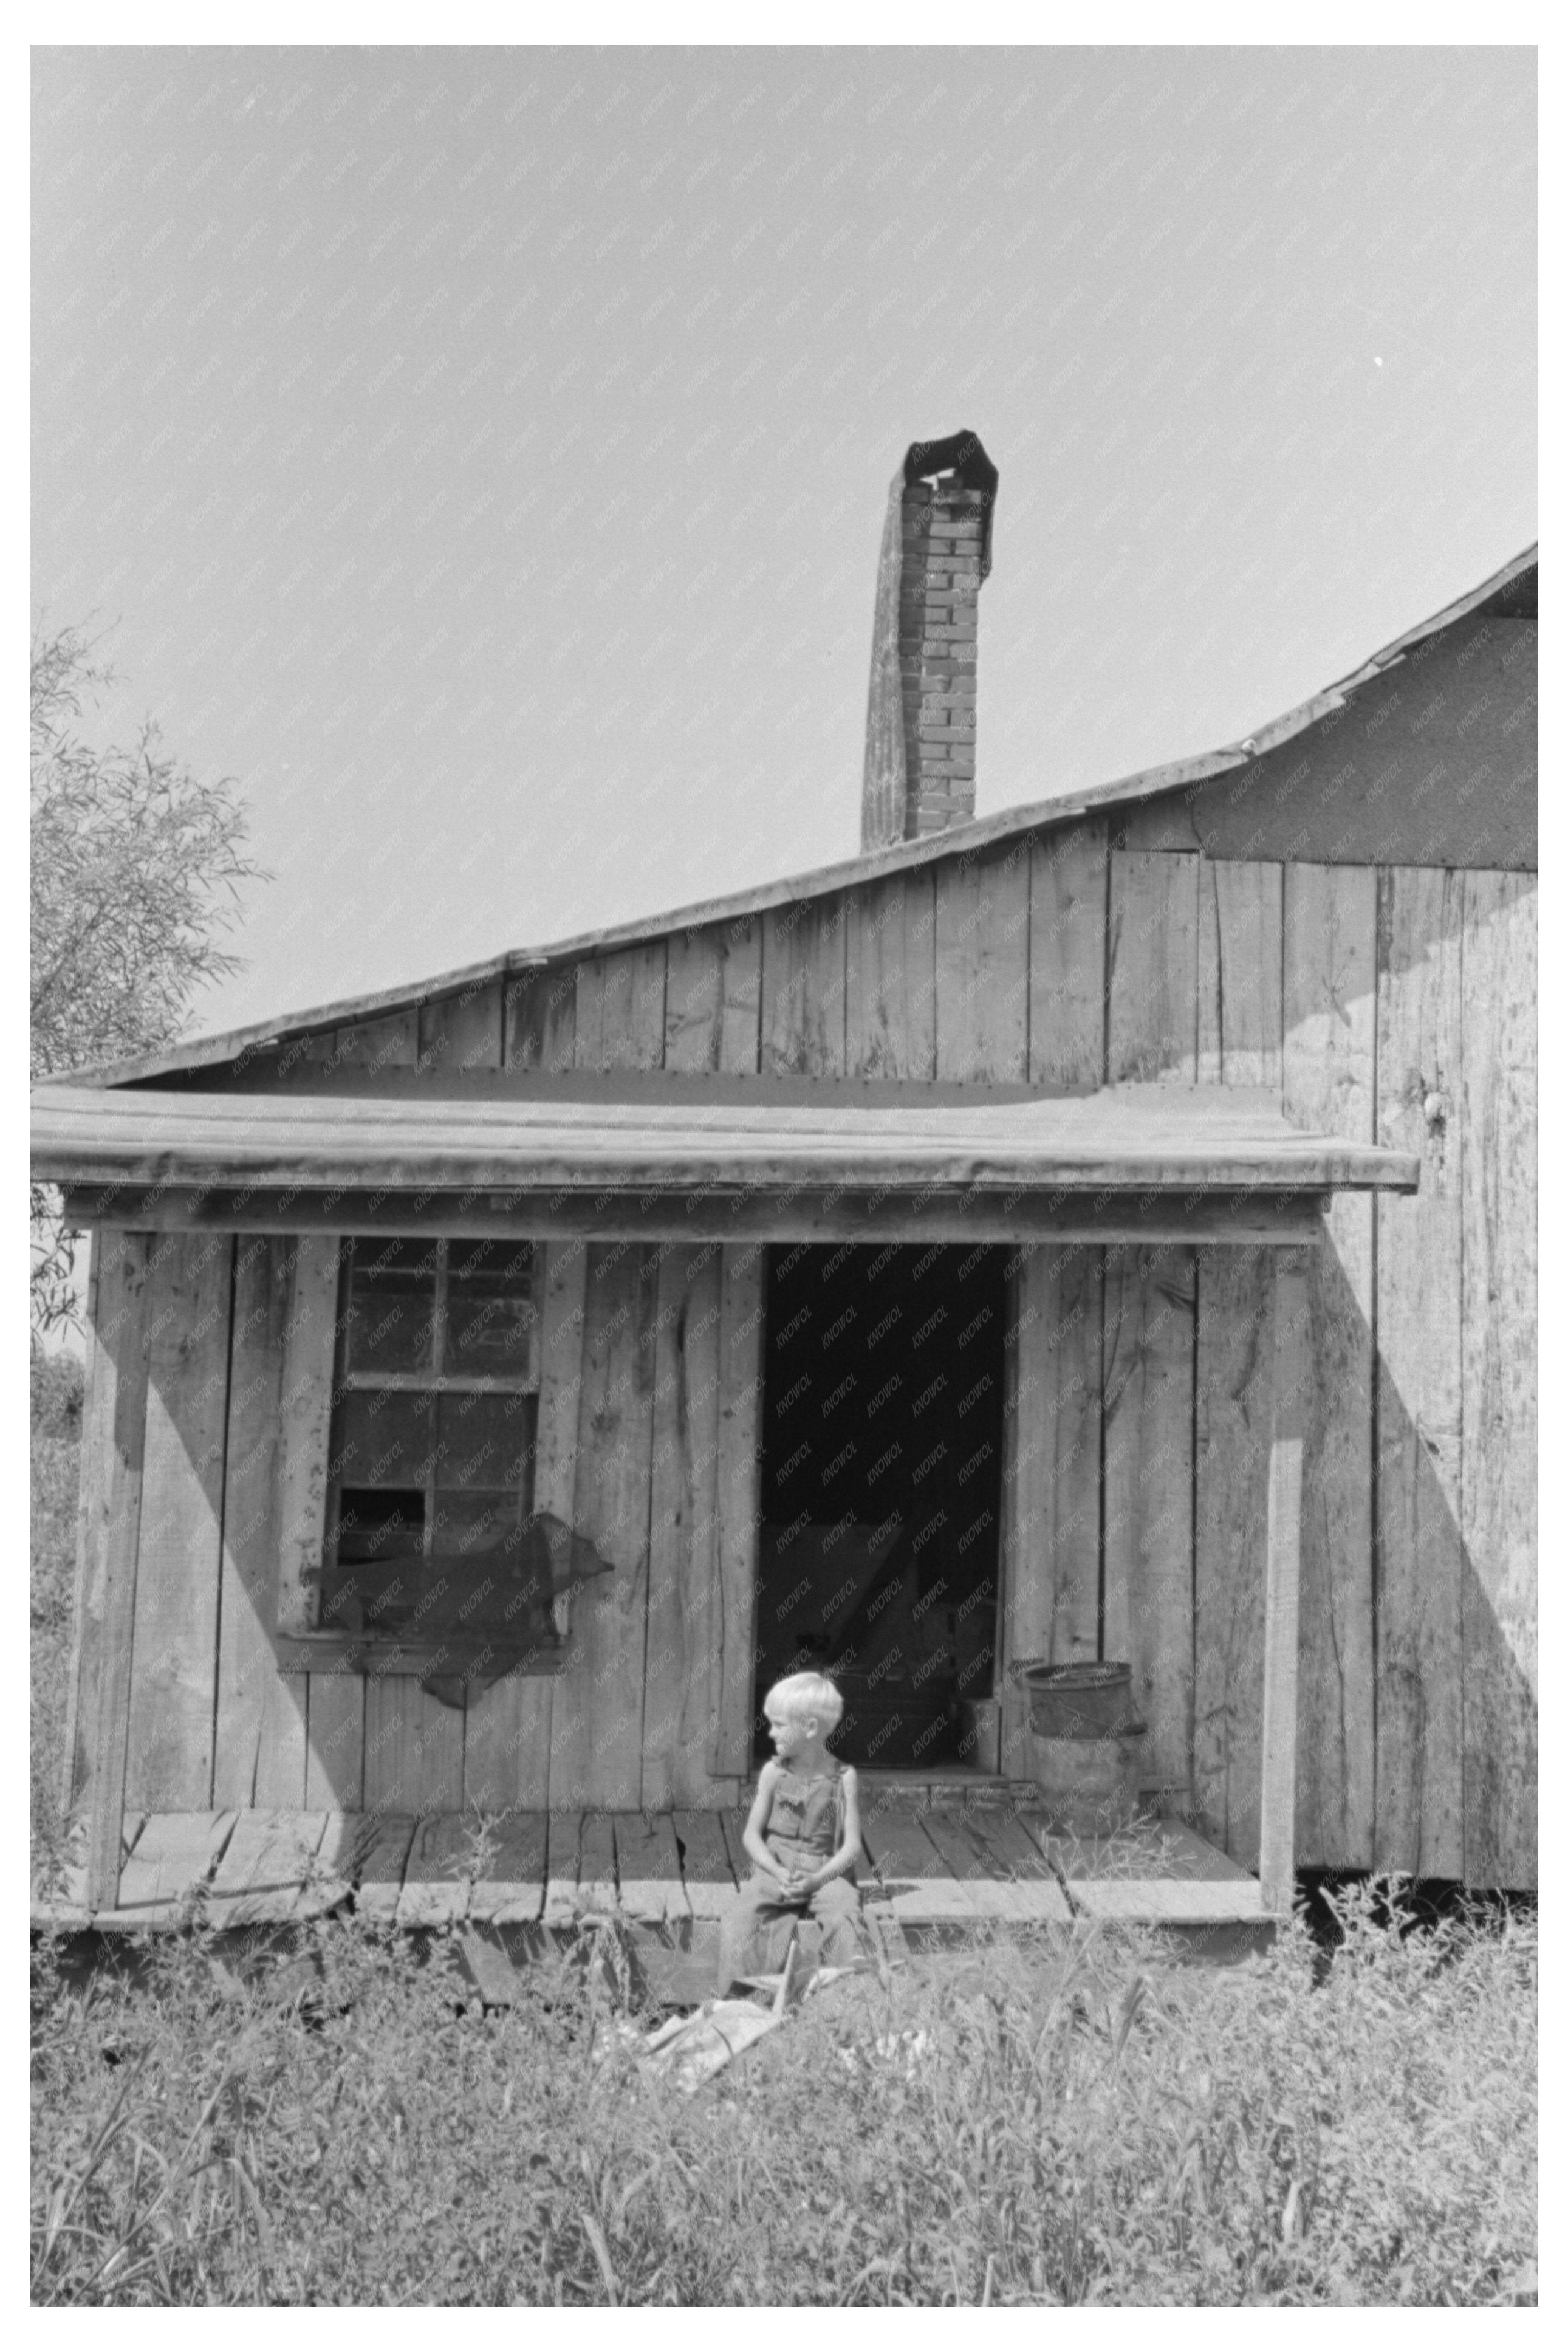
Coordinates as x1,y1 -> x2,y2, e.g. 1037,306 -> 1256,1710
324,1238 -> 541,1628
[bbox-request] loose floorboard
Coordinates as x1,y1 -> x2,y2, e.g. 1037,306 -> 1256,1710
354,1814 -> 418,1923
114,1811 -> 236,1924
301,1811 -> 363,1919
206,1809 -> 329,1930
611,1812 -> 690,1924
468,1812 -> 549,1926
456,1922 -> 554,2004
542,1812 -> 584,1928
396,1814 -> 474,1930
576,1813 -> 618,1917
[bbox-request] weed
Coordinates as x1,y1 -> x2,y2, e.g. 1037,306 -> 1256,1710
28,1889 -> 1536,2305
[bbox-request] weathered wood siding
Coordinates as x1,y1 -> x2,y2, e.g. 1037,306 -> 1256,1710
83,828 -> 1537,1874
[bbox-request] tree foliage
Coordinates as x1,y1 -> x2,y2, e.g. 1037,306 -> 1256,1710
30,624 -> 265,1328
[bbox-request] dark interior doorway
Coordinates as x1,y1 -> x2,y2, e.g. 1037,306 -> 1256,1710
755,1241 -> 1007,1769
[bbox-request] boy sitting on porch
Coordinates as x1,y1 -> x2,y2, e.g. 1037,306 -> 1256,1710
715,1673 -> 872,1995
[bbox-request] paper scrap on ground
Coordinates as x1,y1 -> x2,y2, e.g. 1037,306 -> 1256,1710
605,1939 -> 869,2094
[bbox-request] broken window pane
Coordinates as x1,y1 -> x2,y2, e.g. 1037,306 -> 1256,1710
436,1390 -> 535,1491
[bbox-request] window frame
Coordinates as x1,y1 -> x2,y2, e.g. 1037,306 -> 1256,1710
275,1235 -> 568,1680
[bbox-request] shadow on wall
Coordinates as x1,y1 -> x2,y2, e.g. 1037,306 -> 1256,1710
1193,1237 -> 1536,1893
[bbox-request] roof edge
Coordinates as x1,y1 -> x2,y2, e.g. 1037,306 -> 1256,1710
66,540 -> 1536,1092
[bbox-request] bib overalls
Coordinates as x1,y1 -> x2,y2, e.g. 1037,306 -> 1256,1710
715,1764 -> 869,1994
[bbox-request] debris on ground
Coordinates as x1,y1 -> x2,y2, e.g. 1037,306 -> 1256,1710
592,1934 -> 874,2093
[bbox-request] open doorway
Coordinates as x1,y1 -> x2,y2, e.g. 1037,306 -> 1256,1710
755,1241 -> 1007,1769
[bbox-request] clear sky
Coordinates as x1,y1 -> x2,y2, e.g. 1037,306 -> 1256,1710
32,44 -> 1536,1041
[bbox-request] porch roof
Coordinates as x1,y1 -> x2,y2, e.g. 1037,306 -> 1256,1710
33,1080 -> 1417,1200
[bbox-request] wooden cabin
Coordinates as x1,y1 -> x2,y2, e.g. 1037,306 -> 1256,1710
32,520 -> 1536,1936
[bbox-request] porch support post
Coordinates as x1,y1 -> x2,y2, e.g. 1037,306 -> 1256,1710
1258,1247 -> 1309,1918
83,1232 -> 154,1915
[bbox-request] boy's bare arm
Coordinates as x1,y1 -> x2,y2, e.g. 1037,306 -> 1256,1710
740,1761 -> 790,1881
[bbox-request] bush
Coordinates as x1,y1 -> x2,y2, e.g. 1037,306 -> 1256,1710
29,1890 -> 1536,2306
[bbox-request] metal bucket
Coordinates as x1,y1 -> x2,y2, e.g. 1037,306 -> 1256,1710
1014,1661 -> 1140,1741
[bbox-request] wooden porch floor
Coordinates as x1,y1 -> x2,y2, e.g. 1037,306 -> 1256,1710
33,1790 -> 1268,1939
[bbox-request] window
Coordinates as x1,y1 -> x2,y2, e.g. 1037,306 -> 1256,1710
323,1238 -> 549,1654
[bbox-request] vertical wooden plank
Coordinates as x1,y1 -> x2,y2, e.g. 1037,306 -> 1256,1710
573,945 -> 667,1072
1193,1248 -> 1273,1868
276,1236 -> 360,1805
1108,851 -> 1200,1084
665,919 -> 762,1074
1190,860 -> 1285,1863
761,896 -> 848,1076
653,903 -> 764,1803
276,1236 -> 341,1641
933,841 -> 1030,1082
362,1676 -> 465,1814
844,871 -> 937,1080
304,1675 -> 363,1812
63,1229 -> 105,1815
998,1246 -> 1103,1781
332,1009 -> 417,1070
417,979 -> 504,1076
124,1233 -> 233,1812
80,1233 -> 154,1912
1101,1247 -> 1196,1803
1374,868 -> 1465,1879
462,1240 -> 587,1809
548,1244 -> 659,1809
643,1243 -> 725,1808
1259,1253 -> 1309,1918
214,1237 -> 309,1808
1197,859 -> 1283,1087
504,965 -> 577,1072
1283,862 -> 1377,1870
1460,873 -> 1538,1889
711,1242 -> 766,1777
1029,819 -> 1109,1088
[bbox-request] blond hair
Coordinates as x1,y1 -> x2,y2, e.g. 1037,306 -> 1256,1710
765,1671 -> 844,1730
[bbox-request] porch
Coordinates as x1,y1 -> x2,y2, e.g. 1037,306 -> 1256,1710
32,1781 -> 1268,1951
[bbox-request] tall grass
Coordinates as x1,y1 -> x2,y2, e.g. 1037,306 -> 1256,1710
30,1891 -> 1536,2306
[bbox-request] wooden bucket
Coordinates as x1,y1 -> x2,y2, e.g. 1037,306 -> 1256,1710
1028,1733 -> 1145,1836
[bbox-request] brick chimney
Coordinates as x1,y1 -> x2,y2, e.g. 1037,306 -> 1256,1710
861,431 -> 998,851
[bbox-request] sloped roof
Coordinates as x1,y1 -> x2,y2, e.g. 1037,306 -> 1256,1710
46,541 -> 1536,1091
